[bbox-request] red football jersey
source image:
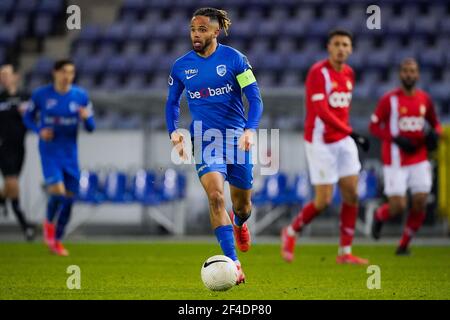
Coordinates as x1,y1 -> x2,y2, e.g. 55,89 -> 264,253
304,59 -> 354,144
369,88 -> 442,166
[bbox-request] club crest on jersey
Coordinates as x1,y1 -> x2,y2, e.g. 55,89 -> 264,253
346,80 -> 353,90
216,64 -> 227,77
420,104 -> 426,115
45,99 -> 58,109
69,102 -> 79,112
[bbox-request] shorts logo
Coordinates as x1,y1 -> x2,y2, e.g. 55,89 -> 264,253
216,64 -> 227,77
328,92 -> 352,108
197,164 -> 208,173
398,116 -> 425,132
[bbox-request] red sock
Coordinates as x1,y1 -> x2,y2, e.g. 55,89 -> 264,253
375,203 -> 391,222
399,210 -> 426,248
340,203 -> 358,247
291,202 -> 319,232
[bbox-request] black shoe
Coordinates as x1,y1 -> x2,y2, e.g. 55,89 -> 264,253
371,217 -> 383,240
395,246 -> 411,256
24,225 -> 36,242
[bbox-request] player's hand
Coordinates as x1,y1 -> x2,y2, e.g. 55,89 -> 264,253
350,132 -> 370,152
425,128 -> 439,152
39,128 -> 54,141
78,107 -> 90,120
238,129 -> 255,151
393,136 -> 417,153
171,131 -> 188,160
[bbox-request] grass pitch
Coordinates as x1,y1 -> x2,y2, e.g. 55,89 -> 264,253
1,242 -> 449,300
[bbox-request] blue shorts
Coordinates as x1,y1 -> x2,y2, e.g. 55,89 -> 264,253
192,138 -> 253,190
40,155 -> 80,194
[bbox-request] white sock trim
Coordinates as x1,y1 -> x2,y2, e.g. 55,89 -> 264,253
338,246 -> 352,255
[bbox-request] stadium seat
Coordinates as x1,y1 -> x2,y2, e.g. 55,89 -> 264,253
132,170 -> 159,205
77,170 -> 102,204
159,169 -> 187,202
358,169 -> 379,201
252,173 -> 289,206
37,0 -> 64,15
286,172 -> 312,205
0,26 -> 19,46
34,13 -> 53,37
103,171 -> 133,203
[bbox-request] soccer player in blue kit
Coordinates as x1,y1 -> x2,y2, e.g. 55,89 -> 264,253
24,59 -> 95,256
165,8 -> 263,284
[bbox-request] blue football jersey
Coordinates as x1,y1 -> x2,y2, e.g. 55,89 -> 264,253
24,84 -> 95,158
167,44 -> 254,137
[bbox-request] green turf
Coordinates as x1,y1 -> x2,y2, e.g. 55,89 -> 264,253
0,242 -> 449,300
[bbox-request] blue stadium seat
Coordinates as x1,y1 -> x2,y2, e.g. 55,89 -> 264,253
413,16 -> 438,35
32,57 -> 54,76
0,26 -> 19,46
386,16 -> 411,36
366,48 -> 393,70
7,15 -> 28,38
252,173 -> 289,206
278,71 -> 302,89
281,19 -> 308,37
103,171 -> 132,203
102,22 -> 129,44
130,54 -> 156,75
428,82 -> 450,103
393,48 -> 418,65
257,20 -> 281,38
128,23 -> 151,42
97,74 -> 122,91
0,0 -> 15,13
16,0 -> 38,14
76,75 -> 96,90
104,55 -> 130,76
34,13 -> 53,37
419,48 -> 445,68
77,25 -> 103,44
258,52 -> 283,72
159,169 -> 187,202
358,170 -> 378,201
37,0 -> 64,15
123,74 -> 148,91
132,170 -> 159,204
286,172 -> 312,205
78,56 -> 106,77
77,171 -> 102,204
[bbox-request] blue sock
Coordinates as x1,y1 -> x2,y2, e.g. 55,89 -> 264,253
233,208 -> 251,227
214,225 -> 237,261
46,195 -> 65,222
56,197 -> 74,241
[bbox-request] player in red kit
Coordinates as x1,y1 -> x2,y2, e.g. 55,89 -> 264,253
281,29 -> 370,264
369,58 -> 442,255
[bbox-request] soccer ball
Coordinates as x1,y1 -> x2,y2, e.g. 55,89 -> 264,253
201,255 -> 237,291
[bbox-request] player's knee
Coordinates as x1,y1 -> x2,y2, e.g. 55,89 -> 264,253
390,201 -> 407,215
207,190 -> 225,212
314,197 -> 332,211
411,197 -> 427,213
343,192 -> 359,206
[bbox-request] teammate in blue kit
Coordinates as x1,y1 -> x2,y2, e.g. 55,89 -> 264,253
23,59 -> 95,256
165,8 -> 263,284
